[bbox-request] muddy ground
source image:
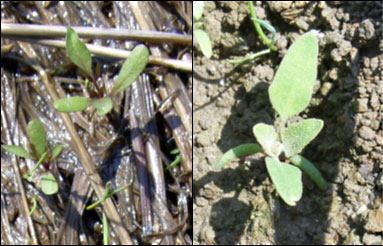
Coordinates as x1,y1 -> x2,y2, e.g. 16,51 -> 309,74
193,1 -> 382,245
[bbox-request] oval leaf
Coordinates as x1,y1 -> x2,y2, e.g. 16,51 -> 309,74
216,143 -> 261,169
194,29 -> 212,59
92,96 -> 113,116
269,31 -> 318,120
2,145 -> 33,159
66,27 -> 93,79
40,172 -> 58,195
54,96 -> 92,113
265,157 -> 302,206
27,120 -> 47,156
253,123 -> 281,157
290,154 -> 328,190
282,119 -> 323,157
51,145 -> 63,161
193,1 -> 204,20
110,45 -> 149,95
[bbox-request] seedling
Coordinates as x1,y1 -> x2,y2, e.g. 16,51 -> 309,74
216,31 -> 328,206
228,1 -> 277,64
85,181 -> 131,210
2,120 -> 63,195
53,27 -> 149,115
169,148 -> 182,167
193,1 -> 213,59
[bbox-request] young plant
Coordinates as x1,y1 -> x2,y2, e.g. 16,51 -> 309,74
228,1 -> 277,64
2,120 -> 63,195
216,31 -> 328,206
193,1 -> 213,59
53,27 -> 149,115
85,181 -> 131,210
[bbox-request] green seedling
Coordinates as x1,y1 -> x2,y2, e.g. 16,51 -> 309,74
2,120 -> 63,195
228,1 -> 277,64
193,1 -> 213,59
86,181 -> 131,210
28,197 -> 38,216
169,148 -> 182,167
216,31 -> 328,206
53,27 -> 149,116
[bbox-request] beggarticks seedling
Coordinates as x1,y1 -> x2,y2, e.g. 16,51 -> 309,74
216,31 -> 328,206
2,120 -> 62,195
53,27 -> 149,115
193,1 -> 213,59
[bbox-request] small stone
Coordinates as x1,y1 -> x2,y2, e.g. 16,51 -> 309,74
364,206 -> 383,233
370,91 -> 379,110
376,134 -> 383,146
359,19 -> 375,40
358,126 -> 375,140
354,98 -> 369,112
321,82 -> 334,96
338,40 -> 352,56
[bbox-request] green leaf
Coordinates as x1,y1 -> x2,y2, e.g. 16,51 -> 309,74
216,143 -> 262,169
66,27 -> 93,79
269,31 -> 318,120
40,172 -> 58,195
27,120 -> 47,156
193,1 -> 204,20
194,29 -> 212,59
2,145 -> 34,159
289,154 -> 328,190
110,45 -> 149,95
51,145 -> 63,161
253,123 -> 281,157
92,96 -> 113,116
54,96 -> 92,113
265,157 -> 302,206
282,119 -> 323,157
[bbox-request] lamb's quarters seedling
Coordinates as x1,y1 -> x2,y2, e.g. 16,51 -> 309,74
2,120 -> 62,195
216,31 -> 328,206
53,27 -> 149,115
193,1 -> 213,59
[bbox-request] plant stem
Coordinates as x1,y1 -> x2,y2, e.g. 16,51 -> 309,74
248,1 -> 277,51
228,49 -> 271,64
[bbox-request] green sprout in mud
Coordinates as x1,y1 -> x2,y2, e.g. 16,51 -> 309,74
216,31 -> 328,206
2,120 -> 63,195
193,1 -> 213,59
85,181 -> 131,210
53,27 -> 149,115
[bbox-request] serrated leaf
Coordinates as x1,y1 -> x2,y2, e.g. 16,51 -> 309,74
66,27 -> 93,79
265,157 -> 302,206
282,119 -> 323,157
54,96 -> 92,113
27,120 -> 47,156
92,96 -> 113,116
110,45 -> 149,95
2,145 -> 34,159
193,1 -> 204,20
269,32 -> 318,120
194,29 -> 212,59
216,143 -> 261,169
290,154 -> 328,190
253,123 -> 281,157
51,145 -> 63,161
40,172 -> 58,195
